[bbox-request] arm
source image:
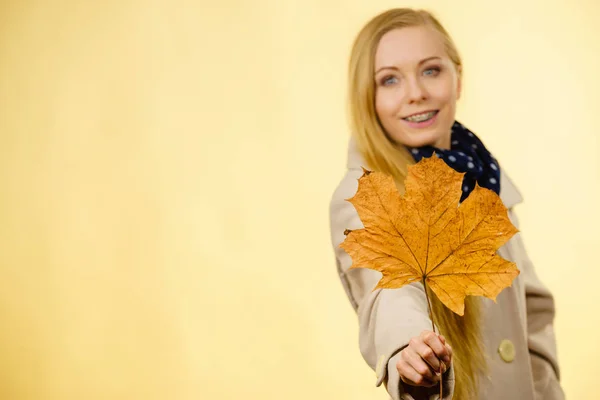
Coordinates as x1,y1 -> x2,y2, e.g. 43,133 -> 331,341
329,170 -> 454,400
508,210 -> 565,400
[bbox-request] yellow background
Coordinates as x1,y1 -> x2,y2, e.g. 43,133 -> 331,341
0,1 -> 598,399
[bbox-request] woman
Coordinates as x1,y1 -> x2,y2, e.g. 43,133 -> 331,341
328,8 -> 564,400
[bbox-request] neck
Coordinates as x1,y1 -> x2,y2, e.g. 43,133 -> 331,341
432,133 -> 451,150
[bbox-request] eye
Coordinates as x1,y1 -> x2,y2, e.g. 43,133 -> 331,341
424,66 -> 441,76
380,75 -> 398,86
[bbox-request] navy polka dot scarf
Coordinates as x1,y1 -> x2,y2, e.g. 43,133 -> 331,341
407,121 -> 501,203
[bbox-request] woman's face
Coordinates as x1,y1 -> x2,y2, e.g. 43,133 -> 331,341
374,25 -> 461,150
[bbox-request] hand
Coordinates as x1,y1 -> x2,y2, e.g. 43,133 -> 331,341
396,330 -> 453,387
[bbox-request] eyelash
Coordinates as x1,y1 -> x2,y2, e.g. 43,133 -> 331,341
380,66 -> 442,86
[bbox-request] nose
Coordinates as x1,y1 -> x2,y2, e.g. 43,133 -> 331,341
406,77 -> 427,103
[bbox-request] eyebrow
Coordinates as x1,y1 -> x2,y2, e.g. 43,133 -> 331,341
374,56 -> 442,76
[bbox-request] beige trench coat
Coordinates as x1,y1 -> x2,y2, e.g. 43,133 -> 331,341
329,138 -> 565,400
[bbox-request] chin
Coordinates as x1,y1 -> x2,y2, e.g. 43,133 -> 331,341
395,131 -> 446,149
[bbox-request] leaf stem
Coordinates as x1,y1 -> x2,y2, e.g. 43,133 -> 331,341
422,277 -> 436,333
422,277 -> 443,399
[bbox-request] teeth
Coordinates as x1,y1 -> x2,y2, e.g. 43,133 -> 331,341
405,111 -> 436,122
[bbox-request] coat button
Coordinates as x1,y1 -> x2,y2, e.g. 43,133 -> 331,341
498,339 -> 515,363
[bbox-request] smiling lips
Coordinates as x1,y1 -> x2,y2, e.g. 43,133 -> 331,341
403,110 -> 439,122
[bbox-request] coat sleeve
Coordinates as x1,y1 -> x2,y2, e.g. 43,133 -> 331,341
329,170 -> 454,400
508,209 -> 565,400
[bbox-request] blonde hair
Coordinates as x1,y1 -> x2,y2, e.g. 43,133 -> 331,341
347,8 -> 486,400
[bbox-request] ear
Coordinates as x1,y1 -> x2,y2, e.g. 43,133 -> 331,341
456,65 -> 463,100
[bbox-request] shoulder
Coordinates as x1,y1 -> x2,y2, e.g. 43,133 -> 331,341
330,136 -> 362,215
330,168 -> 363,208
329,168 -> 364,246
499,168 -> 524,209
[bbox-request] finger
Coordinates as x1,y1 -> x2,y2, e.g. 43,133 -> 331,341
409,336 -> 441,372
438,335 -> 453,366
402,346 -> 438,382
397,358 -> 437,388
446,342 -> 453,361
421,331 -> 451,365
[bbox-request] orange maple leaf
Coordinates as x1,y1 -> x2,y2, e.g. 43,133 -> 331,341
341,155 -> 520,316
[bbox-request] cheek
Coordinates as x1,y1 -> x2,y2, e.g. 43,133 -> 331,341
375,90 -> 400,119
431,79 -> 458,103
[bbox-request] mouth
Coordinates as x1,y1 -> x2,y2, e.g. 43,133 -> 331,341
402,110 -> 439,123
